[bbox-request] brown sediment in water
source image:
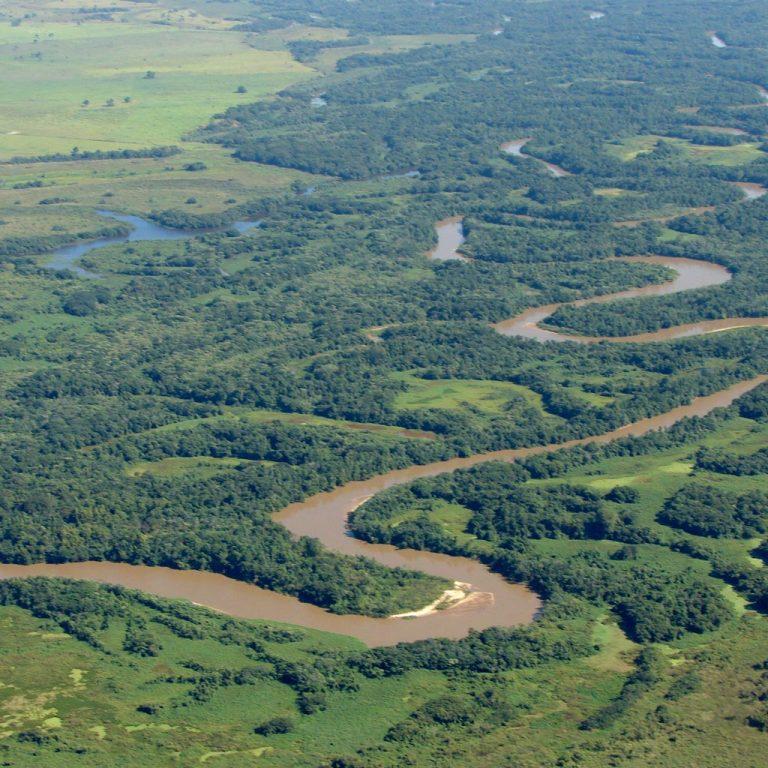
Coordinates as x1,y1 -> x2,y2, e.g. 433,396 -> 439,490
733,181 -> 768,201
2,377 -> 764,646
428,217 -> 467,261
4,205 -> 768,647
494,255 -> 768,343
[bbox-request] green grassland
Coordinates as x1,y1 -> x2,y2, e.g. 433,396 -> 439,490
605,134 -> 766,165
0,22 -> 314,156
0,594 -> 447,767
0,14 -> 325,241
0,149 -> 318,221
392,372 -> 551,416
124,456 -> 261,479
136,404 -> 436,443
1,580 -> 767,767
530,415 -> 768,542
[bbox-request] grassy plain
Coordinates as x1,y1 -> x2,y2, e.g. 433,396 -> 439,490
392,372 -> 549,415
0,22 -> 313,156
2,588 -> 767,767
0,599 -> 448,767
605,134 -> 765,165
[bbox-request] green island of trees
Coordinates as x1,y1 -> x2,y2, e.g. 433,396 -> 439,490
0,0 -> 767,765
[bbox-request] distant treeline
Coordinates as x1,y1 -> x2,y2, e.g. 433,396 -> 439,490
287,37 -> 370,63
4,146 -> 180,165
0,222 -> 130,257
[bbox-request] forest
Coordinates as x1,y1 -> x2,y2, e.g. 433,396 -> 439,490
0,0 -> 767,765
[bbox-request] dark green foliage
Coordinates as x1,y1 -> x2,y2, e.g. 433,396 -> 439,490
6,146 -> 180,164
61,286 -> 111,316
123,621 -> 161,657
606,486 -> 640,504
658,485 -> 767,538
254,716 -> 294,735
695,446 -> 768,475
666,670 -> 701,701
737,384 -> 768,421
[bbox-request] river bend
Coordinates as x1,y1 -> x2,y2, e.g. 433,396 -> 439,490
0,377 -> 764,645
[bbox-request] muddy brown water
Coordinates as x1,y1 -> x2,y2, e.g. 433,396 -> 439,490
494,255 -> 768,342
428,216 -> 467,261
734,181 -> 768,201
4,210 -> 768,645
1,377 -> 764,646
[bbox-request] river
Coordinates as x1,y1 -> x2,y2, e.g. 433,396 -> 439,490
501,138 -> 570,178
7,203 -> 768,646
44,211 -> 259,278
0,376 -> 764,645
494,255 -> 768,342
427,216 -> 467,261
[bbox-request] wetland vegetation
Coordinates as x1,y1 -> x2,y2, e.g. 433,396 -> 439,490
0,0 -> 767,766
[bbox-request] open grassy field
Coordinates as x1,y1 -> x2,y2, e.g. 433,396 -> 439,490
0,21 -> 314,157
2,582 -> 766,768
124,455 -> 261,479
0,596 -> 450,767
392,372 -> 549,415
0,149 -> 319,219
605,134 -> 765,165
0,10 -> 327,238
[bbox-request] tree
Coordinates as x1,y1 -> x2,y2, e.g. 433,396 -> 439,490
254,716 -> 294,735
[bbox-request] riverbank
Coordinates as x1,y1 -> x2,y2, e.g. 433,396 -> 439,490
2,377 -> 762,645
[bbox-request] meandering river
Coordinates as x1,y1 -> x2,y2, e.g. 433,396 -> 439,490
425,219 -> 768,343
1,376 -> 764,645
44,211 -> 258,277
6,188 -> 768,646
501,138 -> 570,178
494,255 -> 768,342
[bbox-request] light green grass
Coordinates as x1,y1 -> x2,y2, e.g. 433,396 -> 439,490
125,456 -> 259,479
606,134 -> 764,166
0,22 -> 315,157
532,416 -> 768,550
587,616 -> 637,672
130,405 -> 434,444
392,372 -> 546,414
604,134 -> 662,161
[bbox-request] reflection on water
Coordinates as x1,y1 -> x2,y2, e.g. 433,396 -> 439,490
428,217 -> 467,261
44,211 -> 259,278
710,33 -> 727,48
